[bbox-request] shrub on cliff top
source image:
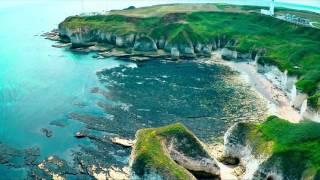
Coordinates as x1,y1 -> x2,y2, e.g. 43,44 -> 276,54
308,92 -> 320,110
258,116 -> 320,173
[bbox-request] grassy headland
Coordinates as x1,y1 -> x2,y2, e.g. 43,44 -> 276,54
246,116 -> 320,177
132,123 -> 191,179
132,123 -> 217,179
224,116 -> 320,178
132,116 -> 320,179
59,4 -> 320,107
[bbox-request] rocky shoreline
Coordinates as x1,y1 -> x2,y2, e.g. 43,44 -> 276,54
43,28 -> 227,61
39,14 -> 320,178
43,28 -> 319,122
207,52 -> 302,123
216,49 -> 320,122
37,38 -> 318,180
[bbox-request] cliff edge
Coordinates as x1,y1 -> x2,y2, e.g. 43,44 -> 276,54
130,123 -> 220,179
223,116 -> 320,179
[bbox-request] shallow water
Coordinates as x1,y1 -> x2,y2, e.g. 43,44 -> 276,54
93,60 -> 266,140
0,1 -> 134,177
0,0 -> 316,178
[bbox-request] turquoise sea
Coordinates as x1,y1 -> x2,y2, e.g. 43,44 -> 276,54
0,0 -> 318,178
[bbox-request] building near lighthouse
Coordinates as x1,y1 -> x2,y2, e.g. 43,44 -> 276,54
261,0 -> 275,16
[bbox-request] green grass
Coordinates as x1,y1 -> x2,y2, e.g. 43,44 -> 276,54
133,117 -> 320,178
235,116 -> 320,178
308,93 -> 320,110
314,22 -> 320,29
132,123 -> 209,179
109,4 -> 222,17
255,116 -> 320,174
60,5 -> 320,99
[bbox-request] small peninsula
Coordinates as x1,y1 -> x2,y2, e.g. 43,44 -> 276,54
131,123 -> 220,179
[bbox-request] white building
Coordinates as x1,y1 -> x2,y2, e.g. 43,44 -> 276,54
261,0 -> 275,16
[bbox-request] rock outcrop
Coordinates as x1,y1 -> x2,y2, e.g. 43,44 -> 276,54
130,123 -> 220,179
167,140 -> 220,179
223,122 -> 267,179
41,128 -> 53,138
133,36 -> 157,51
223,116 -> 320,180
57,16 -> 233,58
221,48 -> 238,60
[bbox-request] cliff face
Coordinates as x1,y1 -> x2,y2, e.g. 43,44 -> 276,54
58,22 -> 231,58
223,117 -> 320,180
223,123 -> 268,179
133,36 -> 157,51
57,13 -> 319,117
59,27 -> 133,48
56,9 -> 320,103
130,123 -> 220,179
256,63 -> 320,121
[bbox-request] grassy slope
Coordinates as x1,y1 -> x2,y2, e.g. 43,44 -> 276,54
314,22 -> 320,28
110,4 -> 320,22
60,4 -> 320,101
132,123 -> 209,179
309,92 -> 320,109
247,116 -> 320,176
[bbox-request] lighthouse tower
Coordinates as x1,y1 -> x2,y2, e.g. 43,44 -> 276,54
261,0 -> 275,16
270,0 -> 275,16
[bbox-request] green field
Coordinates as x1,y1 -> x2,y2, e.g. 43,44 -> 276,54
60,4 -> 320,107
312,22 -> 320,28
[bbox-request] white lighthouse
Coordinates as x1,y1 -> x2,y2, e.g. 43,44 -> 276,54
270,0 -> 275,16
261,0 -> 275,16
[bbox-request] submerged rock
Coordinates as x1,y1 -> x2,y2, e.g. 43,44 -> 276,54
35,156 -> 76,179
0,142 -> 40,169
75,131 -> 88,139
24,147 -> 41,166
52,43 -> 71,48
50,120 -> 67,127
130,123 -> 220,179
41,128 -> 53,138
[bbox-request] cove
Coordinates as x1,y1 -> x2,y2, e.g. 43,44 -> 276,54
0,0 -> 317,178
